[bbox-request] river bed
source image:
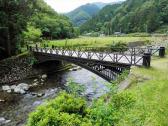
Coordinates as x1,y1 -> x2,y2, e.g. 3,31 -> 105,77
0,67 -> 108,126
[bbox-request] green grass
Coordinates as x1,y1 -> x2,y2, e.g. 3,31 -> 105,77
118,56 -> 168,125
42,36 -> 157,47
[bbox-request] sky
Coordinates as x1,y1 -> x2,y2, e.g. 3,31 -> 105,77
44,0 -> 123,13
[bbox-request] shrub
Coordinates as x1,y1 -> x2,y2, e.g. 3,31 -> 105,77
88,92 -> 136,126
23,25 -> 42,43
27,74 -> 136,126
66,80 -> 86,96
26,92 -> 92,126
110,41 -> 128,52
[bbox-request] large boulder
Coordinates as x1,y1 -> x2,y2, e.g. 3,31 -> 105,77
0,117 -> 11,125
2,85 -> 11,93
17,83 -> 29,91
2,84 -> 29,94
2,85 -> 10,91
13,83 -> 29,94
14,87 -> 26,94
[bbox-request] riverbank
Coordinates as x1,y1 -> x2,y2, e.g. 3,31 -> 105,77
24,54 -> 168,126
117,56 -> 168,125
0,53 -> 38,84
0,53 -> 72,85
0,67 -> 108,126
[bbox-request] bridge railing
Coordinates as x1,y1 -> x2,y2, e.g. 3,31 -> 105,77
40,45 -> 162,56
28,45 -> 166,67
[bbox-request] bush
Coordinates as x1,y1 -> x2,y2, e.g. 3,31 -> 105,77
87,92 -> 136,126
23,25 -> 42,43
110,41 -> 128,52
66,80 -> 86,96
27,90 -> 136,126
27,92 -> 92,126
27,72 -> 135,126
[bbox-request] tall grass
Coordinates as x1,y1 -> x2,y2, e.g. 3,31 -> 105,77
42,36 -> 156,47
118,56 -> 168,125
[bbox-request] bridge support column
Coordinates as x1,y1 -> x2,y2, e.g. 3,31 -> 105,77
143,53 -> 151,67
159,47 -> 165,58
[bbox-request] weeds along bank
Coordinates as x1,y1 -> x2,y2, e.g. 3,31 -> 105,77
120,57 -> 168,125
26,51 -> 168,126
42,36 -> 158,48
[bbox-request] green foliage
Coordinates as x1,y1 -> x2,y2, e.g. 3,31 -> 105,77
80,3 -> 121,34
0,0 -> 35,55
27,69 -> 137,126
117,57 -> 168,125
30,0 -> 76,39
27,90 -> 136,126
110,41 -> 128,52
27,92 -> 92,126
66,79 -> 86,96
66,3 -> 100,26
23,25 -> 42,43
89,92 -> 135,126
45,36 -> 153,48
81,0 -> 168,34
0,0 -> 77,57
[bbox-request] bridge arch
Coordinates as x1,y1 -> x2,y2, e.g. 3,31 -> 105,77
0,47 -> 7,60
34,52 -> 130,82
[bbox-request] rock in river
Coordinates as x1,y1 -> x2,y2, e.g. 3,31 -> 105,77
2,85 -> 11,93
17,83 -> 29,91
41,74 -> 47,79
2,85 -> 10,91
0,117 -> 11,125
13,83 -> 29,94
14,87 -> 26,94
34,79 -> 38,82
2,83 -> 30,94
0,99 -> 5,102
37,93 -> 45,97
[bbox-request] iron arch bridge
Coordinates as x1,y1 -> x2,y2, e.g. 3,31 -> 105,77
29,45 -> 165,82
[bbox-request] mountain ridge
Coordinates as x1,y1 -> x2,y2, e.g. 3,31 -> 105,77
80,0 -> 168,34
66,3 -> 101,26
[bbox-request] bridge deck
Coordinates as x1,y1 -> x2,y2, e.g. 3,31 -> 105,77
32,48 -> 144,66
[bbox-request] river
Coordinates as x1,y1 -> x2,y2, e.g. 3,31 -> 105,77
0,66 -> 109,126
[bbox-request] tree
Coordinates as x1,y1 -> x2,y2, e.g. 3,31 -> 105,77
0,0 -> 36,55
80,0 -> 168,34
30,0 -> 75,40
23,25 -> 42,44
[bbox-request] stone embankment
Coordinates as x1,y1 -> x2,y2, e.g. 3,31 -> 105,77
0,54 -> 38,84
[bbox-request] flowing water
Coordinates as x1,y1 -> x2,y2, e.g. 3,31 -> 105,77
0,67 -> 108,126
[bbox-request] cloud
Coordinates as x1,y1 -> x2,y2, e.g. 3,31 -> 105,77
44,0 -> 123,13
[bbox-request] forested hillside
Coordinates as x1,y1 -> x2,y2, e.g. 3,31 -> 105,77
26,0 -> 76,40
66,3 -> 101,26
0,0 -> 75,58
0,0 -> 35,56
80,0 -> 168,34
80,3 -> 121,34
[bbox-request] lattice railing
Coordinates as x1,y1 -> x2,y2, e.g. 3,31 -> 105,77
29,45 -> 165,67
